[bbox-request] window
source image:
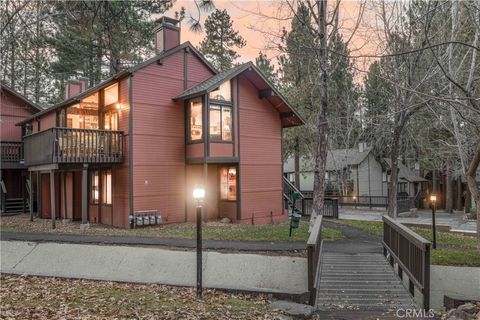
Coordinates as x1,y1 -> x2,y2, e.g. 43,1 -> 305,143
67,92 -> 99,130
102,170 -> 112,205
104,111 -> 118,131
104,83 -> 118,106
209,105 -> 232,141
209,80 -> 231,102
220,167 -> 237,201
90,171 -> 99,204
189,98 -> 203,141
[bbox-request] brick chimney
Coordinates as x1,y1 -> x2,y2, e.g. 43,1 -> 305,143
65,76 -> 89,100
154,16 -> 180,54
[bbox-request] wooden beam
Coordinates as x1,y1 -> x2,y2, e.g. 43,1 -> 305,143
50,170 -> 56,229
82,164 -> 88,225
280,111 -> 295,119
37,171 -> 41,217
259,88 -> 274,98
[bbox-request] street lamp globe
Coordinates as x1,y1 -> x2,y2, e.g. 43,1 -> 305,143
430,194 -> 436,203
193,187 -> 205,201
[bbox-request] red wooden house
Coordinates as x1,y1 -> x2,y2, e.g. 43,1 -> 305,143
1,84 -> 43,213
15,17 -> 303,228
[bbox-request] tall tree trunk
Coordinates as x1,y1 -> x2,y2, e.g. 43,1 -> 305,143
465,188 -> 471,214
446,161 -> 454,213
294,137 -> 300,190
465,143 -> 480,253
312,0 -> 328,224
387,124 -> 402,218
456,177 -> 462,211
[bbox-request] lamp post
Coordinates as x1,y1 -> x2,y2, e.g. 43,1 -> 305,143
430,194 -> 437,249
193,187 -> 205,298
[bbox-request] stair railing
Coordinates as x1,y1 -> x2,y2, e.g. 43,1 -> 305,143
283,176 -> 305,212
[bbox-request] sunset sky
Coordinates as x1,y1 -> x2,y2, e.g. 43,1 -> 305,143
160,0 -> 378,74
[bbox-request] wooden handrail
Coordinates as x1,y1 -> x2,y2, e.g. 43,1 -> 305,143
306,216 -> 323,305
382,215 -> 431,310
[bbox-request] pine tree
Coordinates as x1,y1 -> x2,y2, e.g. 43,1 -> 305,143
255,51 -> 276,85
199,9 -> 246,71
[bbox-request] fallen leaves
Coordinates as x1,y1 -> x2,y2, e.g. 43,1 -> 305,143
0,274 -> 284,319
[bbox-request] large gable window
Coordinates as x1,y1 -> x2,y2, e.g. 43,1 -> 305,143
209,80 -> 231,102
189,98 -> 203,141
104,83 -> 118,106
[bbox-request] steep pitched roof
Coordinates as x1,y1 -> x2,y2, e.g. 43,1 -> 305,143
1,83 -> 44,112
173,63 -> 249,100
16,42 -> 216,126
326,147 -> 372,171
173,62 -> 304,127
383,159 -> 427,182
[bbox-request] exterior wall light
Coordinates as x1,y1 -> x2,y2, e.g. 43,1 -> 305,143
116,103 -> 123,110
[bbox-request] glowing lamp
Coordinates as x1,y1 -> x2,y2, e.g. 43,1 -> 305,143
193,187 -> 205,201
116,103 -> 123,110
430,194 -> 437,203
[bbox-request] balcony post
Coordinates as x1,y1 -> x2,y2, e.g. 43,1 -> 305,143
29,171 -> 33,222
37,171 -> 41,217
81,164 -> 88,226
50,170 -> 56,229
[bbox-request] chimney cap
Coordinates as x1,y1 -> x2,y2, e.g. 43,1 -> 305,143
155,16 -> 180,30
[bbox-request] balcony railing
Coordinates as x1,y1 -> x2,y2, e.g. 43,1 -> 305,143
1,141 -> 23,163
24,128 -> 123,166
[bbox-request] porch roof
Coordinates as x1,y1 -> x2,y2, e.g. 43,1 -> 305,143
173,62 -> 304,128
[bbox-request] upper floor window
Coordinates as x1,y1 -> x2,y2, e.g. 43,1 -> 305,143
209,105 -> 232,141
209,80 -> 231,102
104,111 -> 118,131
189,98 -> 203,141
104,83 -> 118,106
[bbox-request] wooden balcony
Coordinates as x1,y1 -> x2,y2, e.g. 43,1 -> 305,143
23,128 -> 124,166
1,141 -> 24,169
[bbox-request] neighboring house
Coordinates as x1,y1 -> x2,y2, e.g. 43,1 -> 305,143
381,159 -> 427,198
284,144 -> 426,198
0,84 -> 43,213
14,17 -> 303,228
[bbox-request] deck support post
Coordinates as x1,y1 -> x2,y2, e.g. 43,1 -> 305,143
81,164 -> 88,225
50,170 -> 56,229
29,171 -> 33,222
37,171 -> 41,217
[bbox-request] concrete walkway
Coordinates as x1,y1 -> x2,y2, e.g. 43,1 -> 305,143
339,207 -> 477,235
0,232 -> 306,251
0,240 -> 308,296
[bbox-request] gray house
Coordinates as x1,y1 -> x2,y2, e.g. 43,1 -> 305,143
284,144 -> 426,198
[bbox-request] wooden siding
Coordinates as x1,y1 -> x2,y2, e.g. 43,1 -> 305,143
238,74 -> 284,224
0,88 -> 37,141
186,143 -> 204,159
210,143 -> 233,158
131,50 -> 214,224
112,77 -> 130,227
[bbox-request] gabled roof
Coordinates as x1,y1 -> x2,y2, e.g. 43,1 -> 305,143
16,42 -> 216,126
173,63 -> 248,100
326,147 -> 372,171
1,83 -> 44,112
173,62 -> 304,128
383,159 -> 427,183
